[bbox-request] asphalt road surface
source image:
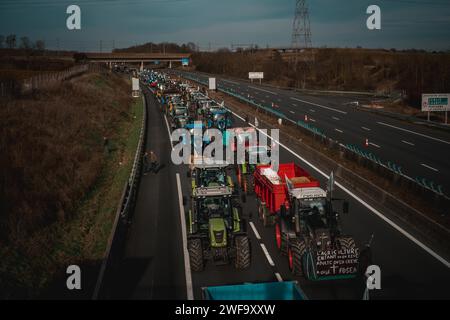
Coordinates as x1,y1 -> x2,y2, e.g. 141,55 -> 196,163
172,70 -> 450,195
110,83 -> 450,300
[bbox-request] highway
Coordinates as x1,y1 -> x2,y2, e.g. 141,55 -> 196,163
109,82 -> 450,300
172,70 -> 450,195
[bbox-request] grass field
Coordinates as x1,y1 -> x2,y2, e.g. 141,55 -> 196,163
0,72 -> 144,298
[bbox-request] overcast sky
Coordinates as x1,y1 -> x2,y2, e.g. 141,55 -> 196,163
0,0 -> 449,51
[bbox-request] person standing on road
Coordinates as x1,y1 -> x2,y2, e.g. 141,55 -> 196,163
143,150 -> 159,175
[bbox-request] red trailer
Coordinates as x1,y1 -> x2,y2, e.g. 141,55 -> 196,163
254,163 -> 320,226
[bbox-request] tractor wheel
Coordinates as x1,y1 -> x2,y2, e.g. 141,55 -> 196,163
288,239 -> 306,276
234,236 -> 251,269
188,239 -> 204,272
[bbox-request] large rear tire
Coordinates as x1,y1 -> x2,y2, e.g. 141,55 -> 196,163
188,239 -> 204,272
288,239 -> 306,276
234,236 -> 251,269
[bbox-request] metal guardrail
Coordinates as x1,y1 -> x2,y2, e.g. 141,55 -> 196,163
92,91 -> 147,299
182,73 -> 449,205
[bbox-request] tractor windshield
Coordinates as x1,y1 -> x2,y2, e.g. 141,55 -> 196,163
300,197 -> 327,214
199,169 -> 225,187
299,197 -> 328,229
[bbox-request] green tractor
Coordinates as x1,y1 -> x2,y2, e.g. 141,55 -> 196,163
187,186 -> 251,271
188,161 -> 238,196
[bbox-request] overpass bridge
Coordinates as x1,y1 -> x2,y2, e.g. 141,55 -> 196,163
85,52 -> 192,68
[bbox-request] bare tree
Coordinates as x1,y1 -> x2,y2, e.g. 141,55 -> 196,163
35,40 -> 45,51
6,34 -> 16,49
20,36 -> 31,49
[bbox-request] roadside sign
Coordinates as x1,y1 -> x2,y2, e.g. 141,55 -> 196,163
421,94 -> 450,112
249,72 -> 264,79
132,77 -> 140,97
132,77 -> 139,91
181,58 -> 189,66
209,77 -> 216,90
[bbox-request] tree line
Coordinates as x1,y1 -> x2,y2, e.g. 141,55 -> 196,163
0,34 -> 45,51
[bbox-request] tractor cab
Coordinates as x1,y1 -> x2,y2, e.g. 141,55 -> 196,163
206,107 -> 232,131
189,161 -> 235,194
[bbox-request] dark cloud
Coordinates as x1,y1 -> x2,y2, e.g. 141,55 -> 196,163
0,0 -> 448,51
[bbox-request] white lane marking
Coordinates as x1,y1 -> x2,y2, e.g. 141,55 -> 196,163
335,128 -> 343,133
402,140 -> 415,146
332,116 -> 340,121
362,126 -> 371,131
275,273 -> 283,282
377,121 -> 450,145
292,103 -> 298,107
309,109 -> 315,113
249,86 -> 277,95
266,95 -> 270,98
163,114 -> 174,150
260,244 -> 275,266
226,107 -> 450,268
310,118 -> 316,123
369,142 -> 381,148
289,110 -> 295,114
176,173 -> 194,300
287,118 -> 297,125
249,221 -> 261,240
221,79 -> 239,85
421,163 -> 439,172
291,97 -> 347,115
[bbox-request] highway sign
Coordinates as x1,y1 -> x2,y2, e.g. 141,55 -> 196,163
422,93 -> 450,112
249,72 -> 264,79
132,77 -> 139,97
209,77 -> 216,90
181,58 -> 189,66
132,77 -> 139,91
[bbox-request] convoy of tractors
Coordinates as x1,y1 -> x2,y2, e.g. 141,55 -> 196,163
139,69 -> 370,297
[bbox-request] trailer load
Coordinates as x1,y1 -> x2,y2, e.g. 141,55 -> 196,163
253,163 -> 361,281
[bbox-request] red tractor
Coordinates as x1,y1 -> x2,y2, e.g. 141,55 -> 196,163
254,163 -> 364,281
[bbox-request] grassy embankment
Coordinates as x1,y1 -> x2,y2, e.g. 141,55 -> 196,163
0,71 -> 143,298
